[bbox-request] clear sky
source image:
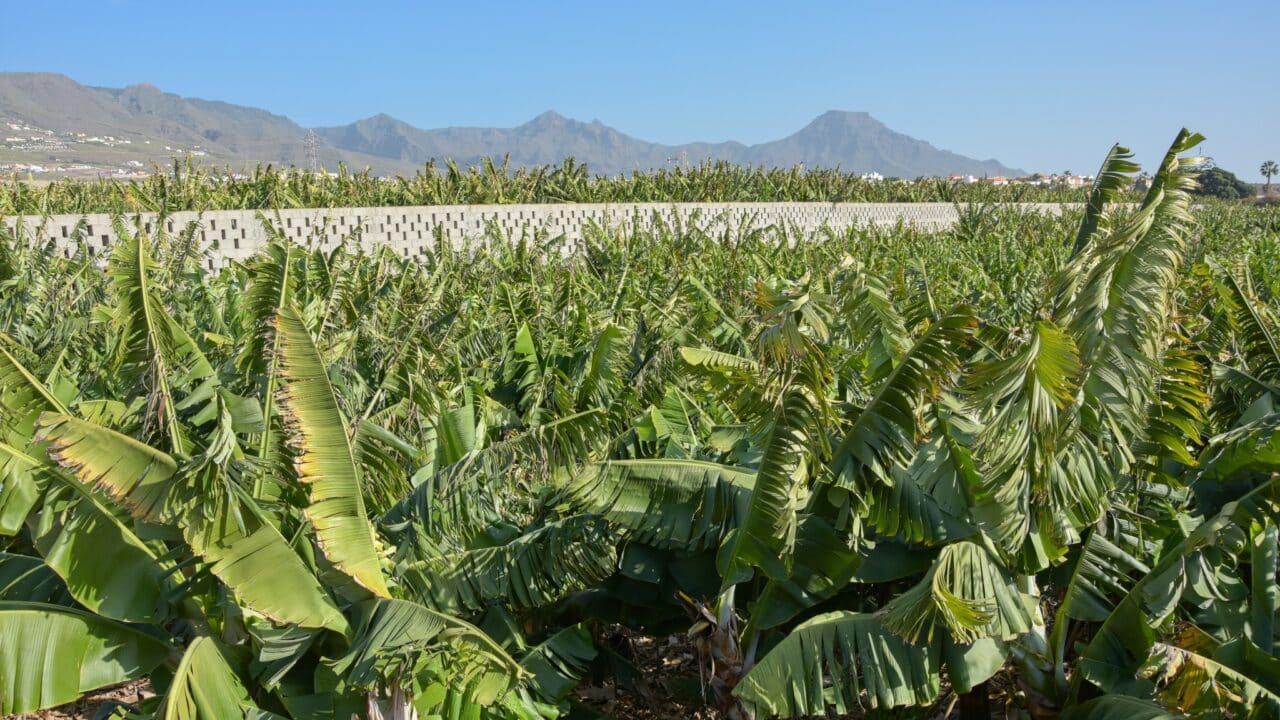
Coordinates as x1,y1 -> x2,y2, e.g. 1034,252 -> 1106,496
2,1 -> 1276,179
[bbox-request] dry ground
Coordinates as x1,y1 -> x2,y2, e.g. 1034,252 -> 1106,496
8,679 -> 152,720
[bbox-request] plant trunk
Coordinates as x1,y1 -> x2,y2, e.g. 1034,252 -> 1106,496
957,681 -> 990,720
367,684 -> 417,720
1010,576 -> 1060,714
682,588 -> 749,717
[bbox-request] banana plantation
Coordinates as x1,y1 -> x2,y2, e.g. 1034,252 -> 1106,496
2,157 -> 1098,216
1,130 -> 1279,719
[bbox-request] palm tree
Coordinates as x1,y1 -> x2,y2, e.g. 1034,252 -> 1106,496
1262,159 -> 1278,195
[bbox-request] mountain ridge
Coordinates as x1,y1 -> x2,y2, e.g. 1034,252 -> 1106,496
315,107 -> 1023,176
0,72 -> 1024,177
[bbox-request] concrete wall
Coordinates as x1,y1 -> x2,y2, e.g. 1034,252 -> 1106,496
1,202 -> 1074,267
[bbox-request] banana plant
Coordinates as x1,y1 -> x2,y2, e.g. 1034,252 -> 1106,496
0,128 -> 1278,720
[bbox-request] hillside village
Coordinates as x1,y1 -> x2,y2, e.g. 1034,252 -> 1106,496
0,117 -> 206,178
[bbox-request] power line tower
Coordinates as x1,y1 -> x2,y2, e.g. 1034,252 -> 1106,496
303,130 -> 320,172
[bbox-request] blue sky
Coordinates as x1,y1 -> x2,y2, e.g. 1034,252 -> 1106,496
3,1 -> 1277,179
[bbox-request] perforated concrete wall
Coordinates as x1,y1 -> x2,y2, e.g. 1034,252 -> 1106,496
1,202 -> 1074,268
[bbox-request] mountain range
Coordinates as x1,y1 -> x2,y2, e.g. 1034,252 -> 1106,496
0,73 -> 1024,177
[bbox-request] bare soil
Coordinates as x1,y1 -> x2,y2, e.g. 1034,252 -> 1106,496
570,628 -> 1025,719
8,679 -> 153,720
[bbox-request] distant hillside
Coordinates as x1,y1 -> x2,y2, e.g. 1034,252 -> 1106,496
314,111 -> 729,174
317,109 -> 1023,177
1,72 -> 1023,177
0,73 -> 413,174
738,111 -> 1021,177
